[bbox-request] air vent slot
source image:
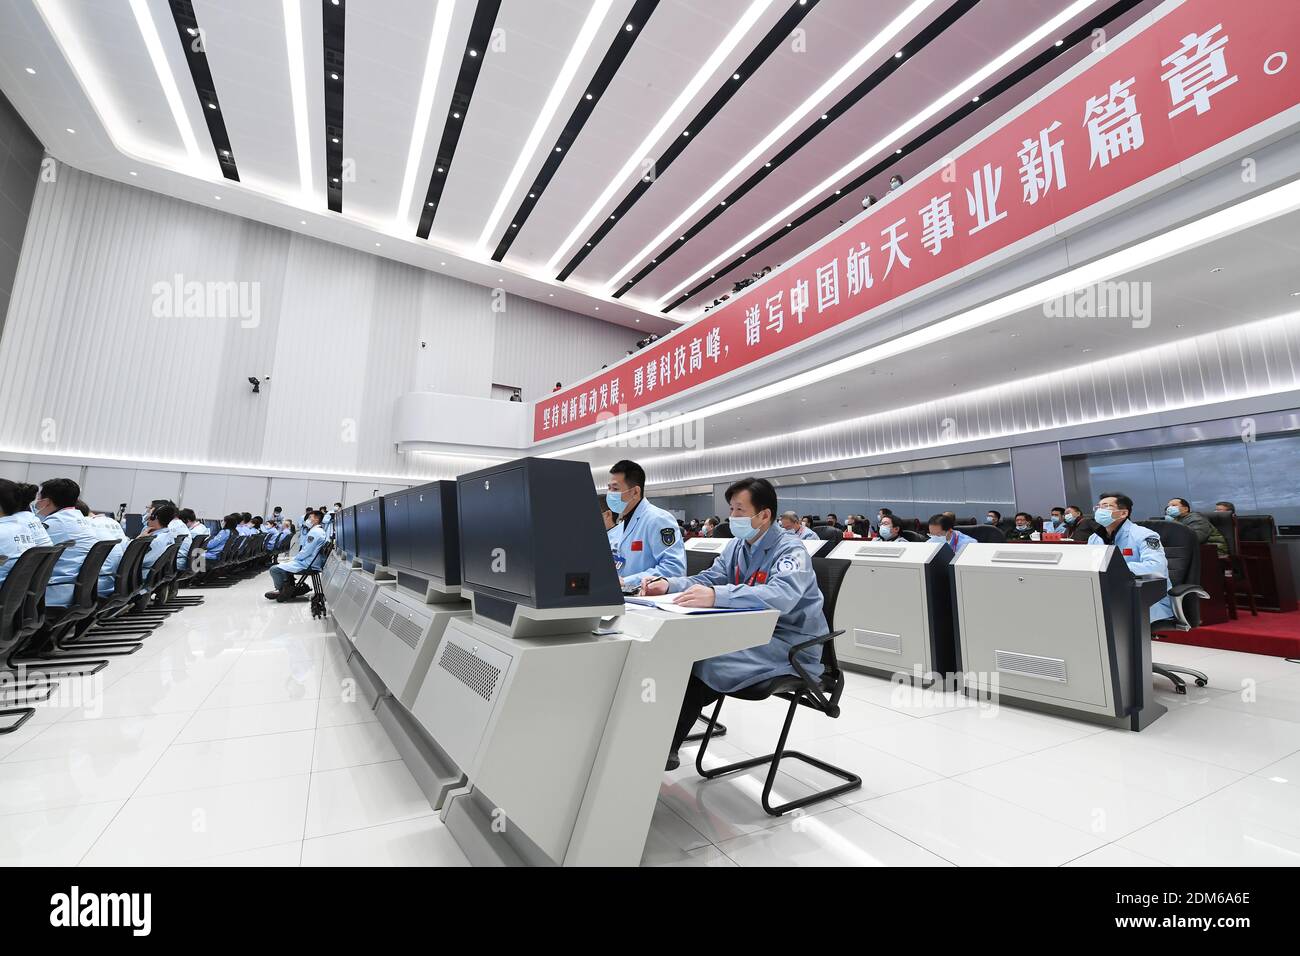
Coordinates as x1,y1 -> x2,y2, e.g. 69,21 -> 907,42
853,628 -> 902,654
439,642 -> 501,701
389,614 -> 421,650
369,600 -> 395,630
995,649 -> 1067,682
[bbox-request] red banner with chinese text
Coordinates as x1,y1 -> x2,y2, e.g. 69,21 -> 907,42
536,0 -> 1300,440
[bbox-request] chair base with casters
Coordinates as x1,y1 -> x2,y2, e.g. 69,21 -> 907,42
1151,584 -> 1211,695
692,630 -> 861,817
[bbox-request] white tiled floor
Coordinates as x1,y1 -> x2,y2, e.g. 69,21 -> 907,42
1,576 -> 1297,867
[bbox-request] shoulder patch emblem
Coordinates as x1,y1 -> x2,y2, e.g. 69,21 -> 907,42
661,527 -> 676,547
1145,536 -> 1162,550
775,553 -> 802,575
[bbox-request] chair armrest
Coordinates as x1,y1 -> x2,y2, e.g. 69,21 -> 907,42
787,630 -> 844,706
1168,584 -> 1209,628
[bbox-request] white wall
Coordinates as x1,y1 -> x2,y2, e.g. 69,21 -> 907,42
0,166 -> 637,477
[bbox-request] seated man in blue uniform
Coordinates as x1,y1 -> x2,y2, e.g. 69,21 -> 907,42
605,459 -> 685,590
0,478 -> 46,590
264,509 -> 328,602
1087,492 -> 1174,621
640,477 -> 825,771
137,504 -> 178,574
34,478 -> 103,608
779,510 -> 820,541
928,512 -> 975,555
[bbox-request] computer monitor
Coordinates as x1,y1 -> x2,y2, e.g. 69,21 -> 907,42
384,481 -> 460,593
457,457 -> 621,626
335,505 -> 355,558
355,498 -> 386,569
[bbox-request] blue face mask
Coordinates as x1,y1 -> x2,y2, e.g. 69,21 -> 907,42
878,527 -> 893,540
729,516 -> 757,540
1095,508 -> 1115,527
605,491 -> 624,514
1064,513 -> 1077,524
1165,506 -> 1180,518
928,533 -> 945,544
985,516 -> 994,524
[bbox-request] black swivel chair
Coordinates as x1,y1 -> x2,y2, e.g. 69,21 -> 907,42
15,540 -> 137,661
685,550 -> 717,576
7,543 -> 110,679
1206,510 -> 1259,618
899,530 -> 925,542
78,538 -> 158,641
691,555 -> 861,816
963,524 -> 1006,543
166,534 -> 208,607
1139,520 -> 1211,694
0,548 -> 66,731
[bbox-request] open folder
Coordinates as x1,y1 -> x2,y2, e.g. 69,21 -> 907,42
623,595 -> 746,615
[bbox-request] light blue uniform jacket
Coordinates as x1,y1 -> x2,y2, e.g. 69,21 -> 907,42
1089,520 -> 1174,621
42,508 -> 102,607
0,513 -> 41,589
283,524 -> 328,572
665,524 -> 826,693
797,526 -> 820,541
613,498 -> 685,588
140,526 -> 177,575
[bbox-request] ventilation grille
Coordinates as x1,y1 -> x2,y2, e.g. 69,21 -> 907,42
853,627 -> 902,654
438,642 -> 501,701
369,600 -> 395,630
995,649 -> 1068,682
390,614 -> 421,650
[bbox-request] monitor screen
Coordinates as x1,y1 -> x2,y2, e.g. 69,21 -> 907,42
355,498 -> 386,566
385,481 -> 460,585
459,464 -> 533,600
335,506 -> 355,556
457,457 -> 621,613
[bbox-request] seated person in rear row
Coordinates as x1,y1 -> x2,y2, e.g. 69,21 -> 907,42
264,509 -> 328,603
928,513 -> 975,555
1006,512 -> 1036,541
639,477 -> 825,772
137,504 -> 178,575
0,478 -> 50,588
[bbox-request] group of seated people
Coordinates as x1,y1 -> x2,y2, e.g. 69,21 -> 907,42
0,476 -> 339,611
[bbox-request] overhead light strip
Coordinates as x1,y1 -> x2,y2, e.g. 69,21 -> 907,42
553,0 -> 825,282
546,175 -> 1300,455
476,0 -> 617,251
654,0 -> 1100,310
600,0 -> 943,293
397,0 -> 458,226
662,0 -> 1145,314
283,0 -> 313,199
416,0 -> 504,239
543,0 -> 780,272
488,0 -> 661,263
322,0 -> 346,213
130,0 -> 204,167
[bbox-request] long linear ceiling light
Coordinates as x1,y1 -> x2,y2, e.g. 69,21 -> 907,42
654,0 -> 1100,309
553,0 -> 822,281
547,175 -> 1300,456
397,0 -> 457,225
476,0 -> 617,251
283,0 -> 313,198
128,0 -> 205,168
601,0 -> 938,293
323,0 -> 347,213
543,0 -> 780,273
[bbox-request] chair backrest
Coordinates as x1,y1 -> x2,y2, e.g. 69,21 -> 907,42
188,534 -> 209,561
1205,510 -> 1238,556
141,541 -> 179,590
685,549 -> 716,576
0,547 -> 53,650
815,526 -> 843,547
1137,519 -> 1201,587
220,531 -> 241,562
312,541 -> 334,571
812,557 -> 851,634
1070,517 -> 1098,543
963,524 -> 1006,543
21,543 -> 70,634
69,540 -> 118,611
1236,514 -> 1276,543
899,530 -> 925,542
113,537 -> 152,595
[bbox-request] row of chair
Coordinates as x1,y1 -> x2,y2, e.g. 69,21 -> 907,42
0,526 -> 296,733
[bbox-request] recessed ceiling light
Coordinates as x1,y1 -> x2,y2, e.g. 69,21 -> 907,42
895,50 -> 904,59
300,219 -> 307,224
1055,39 -> 1064,46
820,113 -> 828,120
895,148 -> 903,154
595,306 -> 600,310
332,177 -> 340,183
555,146 -> 563,152
1211,267 -> 1223,273
129,170 -> 138,176
635,318 -> 640,323
585,93 -> 593,100
213,195 -> 221,200
332,136 -> 339,144
468,49 -> 478,57
1291,291 -> 1300,296
436,167 -> 444,173
375,242 -> 381,247
733,73 -> 741,80
65,127 -> 75,134
330,72 -> 339,81
24,67 -> 35,74
186,27 -> 198,36
440,261 -> 446,265
625,23 -> 634,31
682,130 -> 690,137
452,111 -> 460,119
972,95 -> 980,102
765,161 -> 772,167
427,201 -> 434,207
549,293 -> 554,297
207,102 -> 217,110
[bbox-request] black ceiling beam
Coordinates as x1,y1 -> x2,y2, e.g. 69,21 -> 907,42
166,0 -> 240,181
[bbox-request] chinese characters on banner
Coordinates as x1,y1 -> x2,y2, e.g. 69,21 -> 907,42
537,0 -> 1299,441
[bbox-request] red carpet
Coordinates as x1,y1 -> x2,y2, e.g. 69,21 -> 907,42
1155,609 -> 1300,658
